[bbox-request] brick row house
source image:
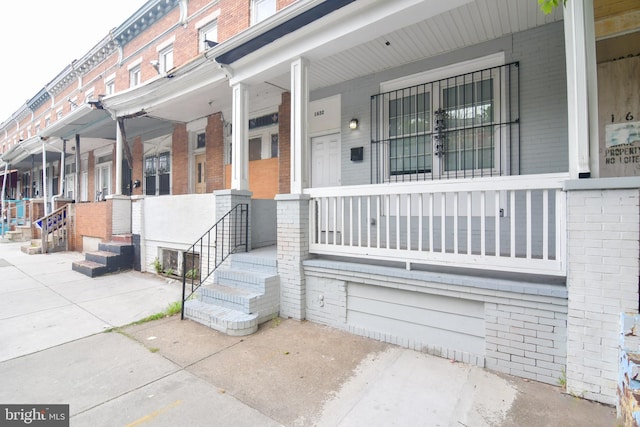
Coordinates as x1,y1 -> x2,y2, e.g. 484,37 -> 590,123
1,0 -> 639,409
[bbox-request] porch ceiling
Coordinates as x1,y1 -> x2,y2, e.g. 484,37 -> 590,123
264,0 -> 564,91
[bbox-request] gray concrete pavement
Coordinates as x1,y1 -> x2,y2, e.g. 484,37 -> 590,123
0,241 -> 618,426
0,241 -> 182,362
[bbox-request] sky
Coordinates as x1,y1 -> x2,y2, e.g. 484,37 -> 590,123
0,0 -> 147,123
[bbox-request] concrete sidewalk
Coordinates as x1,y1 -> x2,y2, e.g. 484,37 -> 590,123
0,240 -> 182,362
0,242 -> 618,426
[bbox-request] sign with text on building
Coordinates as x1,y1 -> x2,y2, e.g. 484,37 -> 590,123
598,55 -> 640,177
309,94 -> 341,135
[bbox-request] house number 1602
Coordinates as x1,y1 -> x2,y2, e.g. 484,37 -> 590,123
611,112 -> 635,122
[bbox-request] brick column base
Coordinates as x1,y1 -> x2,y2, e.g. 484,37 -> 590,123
565,184 -> 640,405
275,193 -> 310,320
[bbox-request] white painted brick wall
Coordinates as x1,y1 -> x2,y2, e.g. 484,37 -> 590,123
305,275 -> 347,326
276,194 -> 310,320
110,196 -> 132,235
485,302 -> 567,385
566,188 -> 640,405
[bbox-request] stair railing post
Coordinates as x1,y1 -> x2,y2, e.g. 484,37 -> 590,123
181,250 -> 187,320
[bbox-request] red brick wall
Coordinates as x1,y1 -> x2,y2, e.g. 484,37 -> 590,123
278,92 -> 291,194
74,200 -> 113,252
219,0 -> 250,41
132,136 -> 143,196
206,112 -> 225,192
172,123 -> 189,195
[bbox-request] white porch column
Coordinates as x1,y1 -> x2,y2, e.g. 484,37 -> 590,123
231,83 -> 249,191
115,119 -> 124,195
290,57 -> 309,194
564,0 -> 598,179
41,142 -> 48,216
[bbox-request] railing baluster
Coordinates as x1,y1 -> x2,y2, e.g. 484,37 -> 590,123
396,194 -> 401,250
526,190 -> 532,259
453,192 -> 459,254
466,192 -> 472,255
510,190 -> 516,258
543,189 -> 549,260
428,193 -> 434,253
440,192 -> 445,254
376,196 -> 381,249
418,193 -> 423,252
495,191 -> 500,257
480,191 -> 486,256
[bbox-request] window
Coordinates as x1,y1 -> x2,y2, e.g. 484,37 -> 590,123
196,132 -> 206,149
145,152 -> 171,196
70,97 -> 78,110
105,79 -> 115,95
249,137 -> 262,161
371,57 -> 517,183
271,134 -> 279,158
252,0 -> 276,24
56,109 -> 63,120
95,151 -> 112,200
388,91 -> 431,175
130,66 -> 141,88
199,21 -> 218,52
45,116 -> 50,127
85,89 -> 95,103
442,79 -> 494,172
159,46 -> 174,73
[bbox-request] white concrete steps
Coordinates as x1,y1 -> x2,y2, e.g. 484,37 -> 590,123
183,248 -> 279,336
183,300 -> 259,336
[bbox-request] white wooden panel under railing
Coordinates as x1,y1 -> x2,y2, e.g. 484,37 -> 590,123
304,173 -> 568,276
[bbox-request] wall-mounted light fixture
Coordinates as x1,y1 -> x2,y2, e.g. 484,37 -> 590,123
150,60 -> 160,74
349,118 -> 359,130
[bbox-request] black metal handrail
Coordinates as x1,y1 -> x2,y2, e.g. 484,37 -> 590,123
181,203 -> 249,319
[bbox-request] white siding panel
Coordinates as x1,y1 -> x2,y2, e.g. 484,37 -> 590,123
347,283 -> 485,355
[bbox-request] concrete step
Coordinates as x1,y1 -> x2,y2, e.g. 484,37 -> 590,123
85,250 -> 127,273
183,299 -> 258,336
229,252 -> 277,273
214,268 -> 278,294
20,243 -> 41,255
72,260 -> 108,278
198,283 -> 260,314
98,242 -> 134,258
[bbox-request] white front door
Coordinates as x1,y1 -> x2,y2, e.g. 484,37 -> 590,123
311,133 -> 340,188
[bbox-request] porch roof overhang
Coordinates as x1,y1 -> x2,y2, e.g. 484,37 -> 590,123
101,55 -> 230,123
40,104 -> 112,141
0,136 -> 63,171
103,0 -> 564,129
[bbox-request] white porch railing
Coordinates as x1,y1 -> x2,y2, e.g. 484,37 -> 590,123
304,173 -> 568,277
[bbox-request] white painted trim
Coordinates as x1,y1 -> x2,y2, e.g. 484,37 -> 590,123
186,117 -> 208,132
195,10 -> 221,30
156,36 -> 176,52
104,73 -> 116,83
381,52 -> 506,92
127,57 -> 143,71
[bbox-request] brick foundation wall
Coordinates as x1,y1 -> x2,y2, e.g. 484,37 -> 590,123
566,186 -> 640,405
74,200 -> 113,252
